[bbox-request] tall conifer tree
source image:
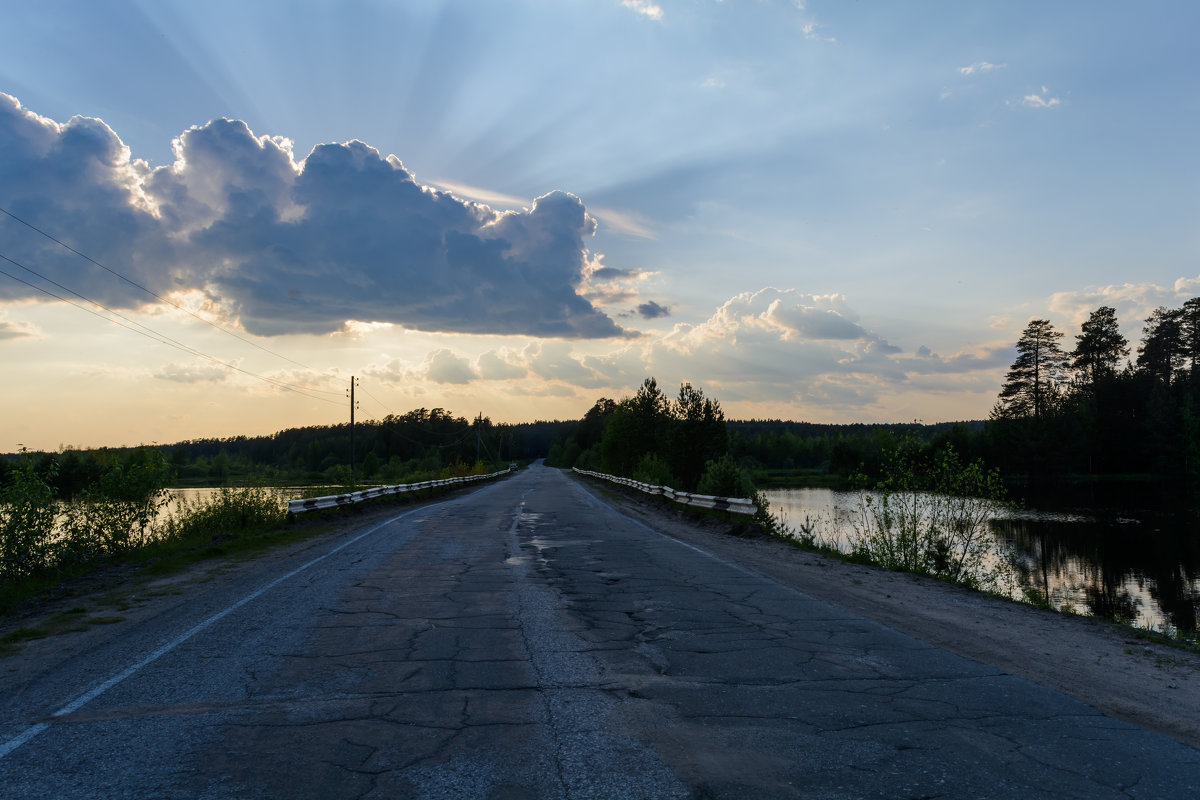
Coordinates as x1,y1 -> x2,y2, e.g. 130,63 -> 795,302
995,319 -> 1068,420
1070,306 -> 1128,393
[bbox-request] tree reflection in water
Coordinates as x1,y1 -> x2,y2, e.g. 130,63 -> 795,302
764,487 -> 1200,635
992,512 -> 1200,634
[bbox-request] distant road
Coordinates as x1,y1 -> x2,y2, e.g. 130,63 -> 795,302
1,464 -> 1198,798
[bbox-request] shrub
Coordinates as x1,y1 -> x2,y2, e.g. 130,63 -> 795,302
0,450 -> 59,579
575,447 -> 601,471
848,442 -> 1013,591
631,453 -> 677,487
59,450 -> 170,559
156,486 -> 286,542
696,454 -> 754,498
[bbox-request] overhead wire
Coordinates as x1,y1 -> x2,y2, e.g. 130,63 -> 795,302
0,208 -> 493,427
0,251 -> 342,406
0,205 -> 344,394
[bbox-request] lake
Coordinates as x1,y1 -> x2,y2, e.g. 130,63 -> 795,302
762,487 -> 1200,636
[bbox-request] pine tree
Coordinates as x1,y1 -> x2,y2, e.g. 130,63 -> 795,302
1181,297 -> 1200,376
995,319 -> 1068,420
1137,306 -> 1185,385
1070,306 -> 1129,393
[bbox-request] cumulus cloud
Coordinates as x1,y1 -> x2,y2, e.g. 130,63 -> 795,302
476,349 -> 528,380
423,349 -> 478,384
1048,277 -> 1200,335
523,340 -> 603,386
0,93 -> 635,340
666,288 -> 899,353
343,288 -> 1011,415
633,288 -> 1002,408
647,289 -> 894,402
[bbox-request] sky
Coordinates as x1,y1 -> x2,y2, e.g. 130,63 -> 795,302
1,0 -> 1198,451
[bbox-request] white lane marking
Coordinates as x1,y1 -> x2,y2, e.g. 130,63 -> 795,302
0,489 -> 490,761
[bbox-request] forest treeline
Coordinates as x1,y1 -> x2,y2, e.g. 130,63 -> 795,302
1,409 -> 564,495
6,299 -> 1199,506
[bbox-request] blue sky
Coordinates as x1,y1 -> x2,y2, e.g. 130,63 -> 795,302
1,0 -> 1197,449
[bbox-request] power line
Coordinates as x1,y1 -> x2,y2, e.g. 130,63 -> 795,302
0,251 -> 342,406
0,205 -> 343,393
359,386 -> 397,417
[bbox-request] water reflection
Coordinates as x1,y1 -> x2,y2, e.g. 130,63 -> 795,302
763,488 -> 1200,634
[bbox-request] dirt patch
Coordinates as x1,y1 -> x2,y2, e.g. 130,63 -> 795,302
582,477 -> 1200,750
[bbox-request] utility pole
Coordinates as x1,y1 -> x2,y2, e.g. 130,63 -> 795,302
348,376 -> 359,486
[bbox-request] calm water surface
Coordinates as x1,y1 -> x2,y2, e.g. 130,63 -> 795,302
165,487 -> 290,514
762,487 -> 1200,635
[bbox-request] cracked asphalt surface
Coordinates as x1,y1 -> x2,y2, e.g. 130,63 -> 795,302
2,464 -> 1199,798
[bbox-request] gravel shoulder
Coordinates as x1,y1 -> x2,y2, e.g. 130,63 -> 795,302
4,475 -> 1198,754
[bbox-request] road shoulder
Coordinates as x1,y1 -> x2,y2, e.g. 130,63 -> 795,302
571,471 -> 1200,751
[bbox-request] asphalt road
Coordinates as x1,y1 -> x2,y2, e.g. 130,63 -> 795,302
1,464 -> 1198,799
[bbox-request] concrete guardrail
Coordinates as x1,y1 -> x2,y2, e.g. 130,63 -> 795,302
572,467 -> 758,516
288,465 -> 516,516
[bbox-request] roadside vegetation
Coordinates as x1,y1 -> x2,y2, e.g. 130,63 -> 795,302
844,440 -> 1013,593
0,444 -> 506,614
0,447 -> 286,612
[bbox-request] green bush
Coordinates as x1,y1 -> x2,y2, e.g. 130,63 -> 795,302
575,446 -> 601,471
157,486 -> 286,542
631,452 -> 677,487
59,451 -> 170,560
0,450 -> 59,579
696,454 -> 754,498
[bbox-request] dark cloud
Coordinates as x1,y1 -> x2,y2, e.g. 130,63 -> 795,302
636,300 -> 671,319
0,94 -> 636,339
591,266 -> 644,281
